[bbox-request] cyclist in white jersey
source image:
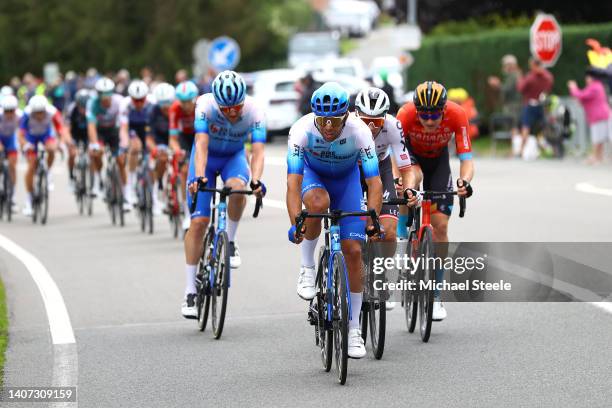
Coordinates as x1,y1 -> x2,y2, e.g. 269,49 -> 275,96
0,95 -> 21,206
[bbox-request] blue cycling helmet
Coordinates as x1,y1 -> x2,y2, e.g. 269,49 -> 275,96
175,81 -> 198,101
310,82 -> 349,117
212,70 -> 246,106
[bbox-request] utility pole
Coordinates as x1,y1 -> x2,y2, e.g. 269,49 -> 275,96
407,0 -> 416,25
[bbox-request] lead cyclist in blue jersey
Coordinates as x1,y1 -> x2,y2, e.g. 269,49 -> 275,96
286,82 -> 383,359
182,70 -> 267,318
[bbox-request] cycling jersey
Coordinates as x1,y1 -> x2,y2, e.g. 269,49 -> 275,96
119,97 -> 153,141
86,94 -> 123,130
67,103 -> 88,144
194,94 -> 266,156
0,109 -> 21,155
287,113 -> 378,179
148,104 -> 170,146
20,105 -> 64,147
396,101 -> 472,161
364,113 -> 414,169
288,113 -> 379,241
169,100 -> 195,155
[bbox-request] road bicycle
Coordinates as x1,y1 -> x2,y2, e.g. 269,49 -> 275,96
135,150 -> 154,234
190,176 -> 262,339
0,150 -> 13,222
297,209 -> 380,385
73,141 -> 94,216
104,148 -> 126,227
164,150 -> 183,239
387,187 -> 466,342
31,145 -> 50,225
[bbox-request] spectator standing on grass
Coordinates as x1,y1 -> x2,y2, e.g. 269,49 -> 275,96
488,54 -> 522,139
297,73 -> 316,116
517,57 -> 554,157
568,68 -> 611,165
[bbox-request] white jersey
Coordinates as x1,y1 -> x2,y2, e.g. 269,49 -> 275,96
367,113 -> 412,170
0,108 -> 22,137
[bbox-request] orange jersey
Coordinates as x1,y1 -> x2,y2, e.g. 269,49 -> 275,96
396,101 -> 473,160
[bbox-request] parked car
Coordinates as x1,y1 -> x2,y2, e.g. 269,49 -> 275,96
244,69 -> 303,137
297,58 -> 366,80
288,31 -> 340,68
311,72 -> 371,110
322,0 -> 380,38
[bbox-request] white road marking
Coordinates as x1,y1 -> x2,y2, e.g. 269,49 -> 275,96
0,234 -> 75,344
575,182 -> 612,197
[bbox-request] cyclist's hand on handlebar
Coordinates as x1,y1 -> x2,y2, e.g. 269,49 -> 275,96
457,179 -> 473,198
288,224 -> 306,244
367,224 -> 385,241
250,179 -> 267,198
403,188 -> 422,207
188,176 -> 207,194
22,142 -> 35,154
394,177 -> 403,195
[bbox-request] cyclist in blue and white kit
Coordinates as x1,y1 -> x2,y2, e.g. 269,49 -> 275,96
286,82 -> 383,358
119,80 -> 153,206
182,70 -> 267,318
0,95 -> 21,207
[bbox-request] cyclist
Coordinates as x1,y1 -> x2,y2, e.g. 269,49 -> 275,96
119,80 -> 153,207
182,70 -> 267,318
169,81 -> 198,230
286,82 -> 383,359
66,89 -> 91,190
396,81 -> 475,321
18,95 -> 70,216
147,82 -> 175,215
0,95 -> 21,207
87,77 -> 128,209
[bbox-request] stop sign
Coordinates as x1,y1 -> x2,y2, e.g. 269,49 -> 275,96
530,14 -> 562,67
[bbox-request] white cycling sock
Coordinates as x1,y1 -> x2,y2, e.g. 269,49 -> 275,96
93,172 -> 100,189
122,185 -> 129,199
185,264 -> 197,295
25,193 -> 32,207
128,171 -> 136,189
227,218 -> 239,242
349,292 -> 362,330
300,237 -> 318,269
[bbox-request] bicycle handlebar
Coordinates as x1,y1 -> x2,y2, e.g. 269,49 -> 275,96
294,209 -> 381,240
189,178 -> 263,218
383,189 -> 467,218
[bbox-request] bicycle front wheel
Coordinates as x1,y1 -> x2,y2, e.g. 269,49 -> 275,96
197,227 -> 215,332
316,247 -> 332,372
404,237 -> 418,333
211,231 -> 230,339
418,227 -> 434,343
331,252 -> 348,385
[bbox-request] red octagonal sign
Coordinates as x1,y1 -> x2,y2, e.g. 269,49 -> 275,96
530,14 -> 562,67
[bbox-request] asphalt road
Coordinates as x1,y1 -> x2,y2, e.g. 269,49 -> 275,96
1,142 -> 612,407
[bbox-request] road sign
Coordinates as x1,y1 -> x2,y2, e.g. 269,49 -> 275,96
208,36 -> 241,71
530,14 -> 562,67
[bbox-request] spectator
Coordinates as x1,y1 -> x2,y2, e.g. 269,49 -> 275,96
488,54 -> 522,138
568,68 -> 611,164
517,57 -> 554,157
84,67 -> 99,89
175,69 -> 188,85
448,88 -> 479,138
47,73 -> 67,112
374,68 -> 399,114
115,68 -> 131,96
297,73 -> 316,116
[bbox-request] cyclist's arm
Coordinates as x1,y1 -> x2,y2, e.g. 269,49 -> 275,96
193,101 -> 210,179
17,116 -> 28,148
249,117 -> 266,182
86,100 -> 99,145
286,124 -> 306,224
453,109 -> 474,184
360,148 -> 382,215
118,101 -> 130,148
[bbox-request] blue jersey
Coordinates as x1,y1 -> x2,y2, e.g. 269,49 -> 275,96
287,113 -> 379,179
194,94 -> 266,157
119,97 -> 153,139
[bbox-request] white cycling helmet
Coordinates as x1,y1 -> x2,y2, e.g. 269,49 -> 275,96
95,77 -> 115,93
1,94 -> 18,110
153,82 -> 175,105
1,85 -> 14,96
355,87 -> 390,117
28,95 -> 48,113
128,80 -> 149,99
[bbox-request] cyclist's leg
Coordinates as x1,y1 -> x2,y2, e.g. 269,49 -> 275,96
2,136 -> 18,189
379,156 -> 399,246
44,135 -> 57,168
24,136 -> 40,212
220,149 -> 250,244
301,166 -> 329,266
126,132 -> 142,200
179,132 -> 193,222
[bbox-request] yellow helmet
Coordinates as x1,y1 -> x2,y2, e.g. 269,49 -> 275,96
448,88 -> 468,103
413,81 -> 447,111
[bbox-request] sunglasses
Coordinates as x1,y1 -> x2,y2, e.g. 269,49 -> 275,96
417,110 -> 443,121
132,97 -> 146,104
314,114 -> 347,129
219,103 -> 244,115
100,91 -> 113,98
359,116 -> 385,129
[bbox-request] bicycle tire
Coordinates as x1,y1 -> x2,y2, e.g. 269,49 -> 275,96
197,228 -> 215,332
113,166 -> 125,227
40,170 -> 49,225
317,247 -> 332,372
211,231 -> 230,339
146,183 -> 153,235
87,164 -> 94,216
404,237 -> 418,333
77,159 -> 86,215
332,252 -> 348,385
369,293 -> 386,360
418,227 -> 434,343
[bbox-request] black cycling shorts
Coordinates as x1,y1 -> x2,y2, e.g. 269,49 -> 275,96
98,128 -> 119,155
360,155 -> 398,219
413,147 -> 453,217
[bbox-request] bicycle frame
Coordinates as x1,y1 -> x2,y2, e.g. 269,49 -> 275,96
324,219 -> 351,323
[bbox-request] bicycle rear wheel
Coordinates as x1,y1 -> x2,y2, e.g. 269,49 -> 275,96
418,227 -> 434,342
404,237 -> 418,333
331,252 -> 348,385
40,170 -> 49,225
316,247 -> 332,372
145,184 -> 153,235
368,294 -> 386,359
211,231 -> 230,339
87,164 -> 94,216
197,227 -> 215,332
113,167 -> 125,227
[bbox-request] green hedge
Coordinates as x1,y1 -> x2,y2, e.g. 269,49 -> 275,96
407,22 -> 612,114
